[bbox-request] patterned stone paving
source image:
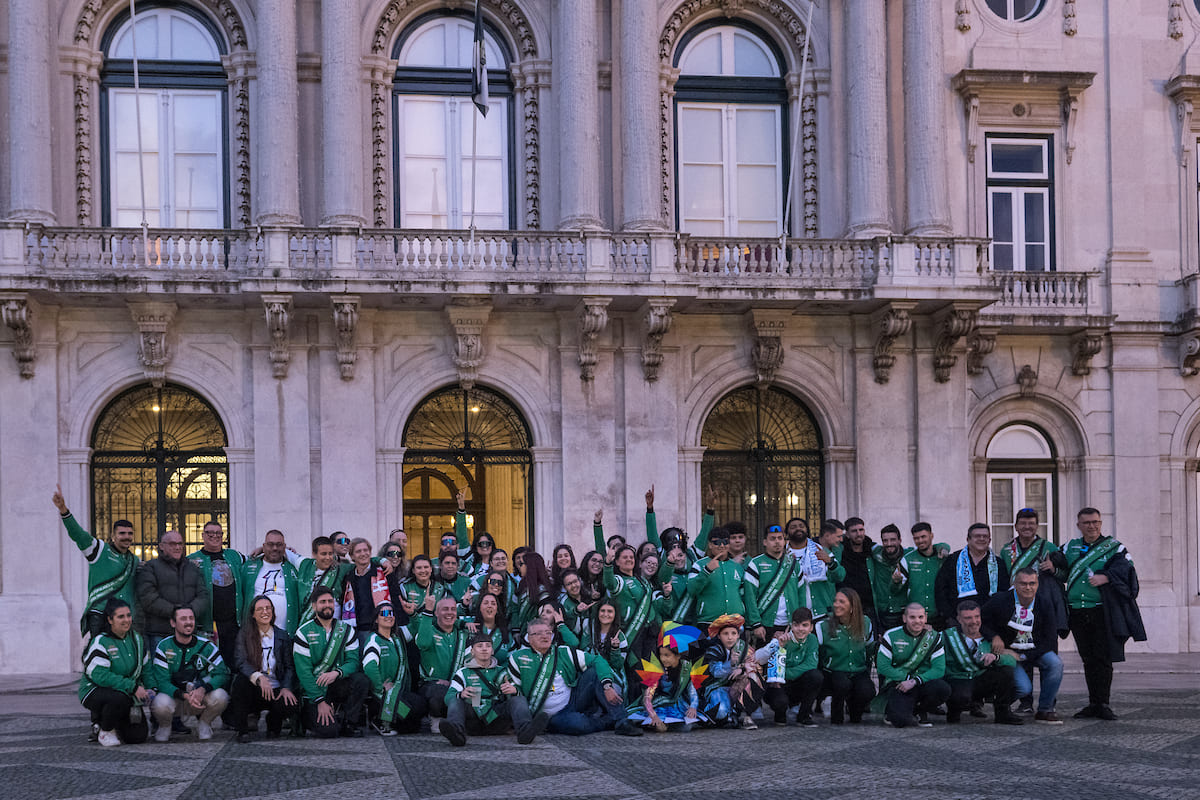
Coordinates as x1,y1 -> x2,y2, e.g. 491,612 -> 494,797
2,689 -> 1199,799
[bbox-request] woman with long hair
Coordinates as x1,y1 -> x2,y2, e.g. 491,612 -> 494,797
655,542 -> 694,623
231,594 -> 299,742
363,601 -> 427,735
578,550 -> 606,604
470,566 -> 516,614
399,555 -> 445,632
557,568 -> 590,633
550,544 -> 577,591
593,510 -> 658,667
511,551 -> 555,634
578,599 -> 629,698
378,536 -> 408,582
815,588 -> 876,724
468,591 -> 513,662
79,598 -> 150,747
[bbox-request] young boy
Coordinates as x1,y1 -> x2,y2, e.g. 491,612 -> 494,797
441,632 -> 529,746
757,608 -> 822,727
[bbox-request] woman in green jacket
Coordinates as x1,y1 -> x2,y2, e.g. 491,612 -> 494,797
79,598 -> 150,747
362,602 -> 426,735
593,511 -> 658,666
815,588 -> 876,724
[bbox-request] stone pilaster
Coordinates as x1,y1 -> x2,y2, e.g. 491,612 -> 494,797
7,0 -> 56,222
903,1 -> 952,235
558,0 -> 602,229
619,0 -> 662,230
255,0 -> 301,226
321,0 -> 365,226
844,0 -> 890,237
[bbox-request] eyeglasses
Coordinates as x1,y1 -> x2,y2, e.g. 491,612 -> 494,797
709,538 -> 730,545
766,525 -> 783,533
478,541 -> 494,548
384,550 -> 402,558
335,538 -> 350,545
488,578 -> 505,585
377,608 -> 394,617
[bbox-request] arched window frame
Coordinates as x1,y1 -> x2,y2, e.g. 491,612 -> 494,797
672,20 -> 791,238
985,422 -> 1058,544
98,3 -> 231,229
390,11 -> 517,230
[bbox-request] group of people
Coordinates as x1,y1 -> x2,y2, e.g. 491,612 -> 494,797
59,483 -> 1146,749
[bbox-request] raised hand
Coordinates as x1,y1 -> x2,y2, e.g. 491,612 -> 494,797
52,484 -> 68,515
456,489 -> 466,511
645,485 -> 655,510
594,509 -> 603,525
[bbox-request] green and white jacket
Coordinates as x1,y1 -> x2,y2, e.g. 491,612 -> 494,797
79,631 -> 148,703
293,618 -> 361,703
63,513 -> 138,634
149,633 -> 229,697
507,644 -> 614,715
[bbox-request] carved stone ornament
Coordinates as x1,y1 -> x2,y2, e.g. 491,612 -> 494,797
1018,364 -> 1038,397
749,309 -> 790,387
128,301 -> 178,388
872,303 -> 916,384
578,297 -> 611,382
641,299 -> 674,382
933,306 -> 978,383
1181,332 -> 1200,377
955,0 -> 971,32
447,300 -> 492,390
263,294 -> 292,380
966,329 -> 998,376
0,294 -> 35,379
1170,0 -> 1185,40
1070,329 -> 1104,376
1063,0 -> 1077,36
332,296 -> 360,381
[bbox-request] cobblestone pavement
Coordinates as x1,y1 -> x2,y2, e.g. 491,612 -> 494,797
1,685 -> 1198,800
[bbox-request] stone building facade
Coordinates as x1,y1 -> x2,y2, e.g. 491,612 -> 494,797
0,0 -> 1195,671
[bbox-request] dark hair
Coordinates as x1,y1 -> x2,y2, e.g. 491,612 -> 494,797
513,546 -> 530,564
1077,507 -> 1101,519
438,548 -> 459,565
111,519 -> 134,534
590,599 -> 623,661
557,567 -> 582,594
1014,566 -> 1039,580
330,530 -> 347,540
831,588 -> 867,642
371,601 -> 395,634
790,607 -> 814,625
606,534 -> 626,549
517,551 -> 554,603
102,597 -> 132,635
1015,507 -> 1040,524
636,541 -> 658,563
490,548 -> 509,569
578,551 -> 605,601
661,526 -> 687,549
956,599 -> 981,614
880,524 -> 901,537
911,522 -> 932,535
967,522 -> 991,536
409,554 -> 434,582
474,590 -> 511,644
613,544 -> 639,577
481,569 -> 510,598
550,544 -> 577,590
171,605 -> 193,621
820,519 -> 845,537
844,516 -> 865,529
309,585 -> 335,605
239,594 -> 276,671
725,521 -> 747,538
785,517 -> 808,532
312,535 -> 333,552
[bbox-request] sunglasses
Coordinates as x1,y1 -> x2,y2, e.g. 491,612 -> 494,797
766,525 -> 783,533
384,550 -> 402,558
488,578 -> 505,585
377,608 -> 394,617
335,538 -> 350,545
710,538 -> 730,545
478,541 -> 494,548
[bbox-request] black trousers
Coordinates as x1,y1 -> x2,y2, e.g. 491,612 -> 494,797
367,690 -> 428,734
1069,606 -> 1113,706
764,668 -> 823,723
885,679 -> 951,727
82,688 -> 149,742
419,680 -> 450,718
301,672 -> 371,738
229,674 -> 293,734
821,670 -> 875,723
445,696 -> 521,738
947,665 -> 1017,715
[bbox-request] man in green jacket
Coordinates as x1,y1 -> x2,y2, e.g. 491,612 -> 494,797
53,485 -> 138,638
687,528 -> 747,625
148,606 -> 230,742
186,520 -> 245,667
441,632 -> 529,746
875,603 -> 950,728
745,524 -> 806,641
293,586 -> 370,738
943,599 -> 1022,725
416,595 -> 470,719
900,522 -> 948,627
871,525 -> 909,631
239,530 -> 302,634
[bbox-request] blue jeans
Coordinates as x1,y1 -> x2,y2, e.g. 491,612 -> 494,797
1012,651 -> 1063,712
545,668 -> 627,736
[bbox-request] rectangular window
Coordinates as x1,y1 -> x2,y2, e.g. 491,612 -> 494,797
987,473 -> 1054,544
677,102 -> 782,237
986,136 -> 1052,272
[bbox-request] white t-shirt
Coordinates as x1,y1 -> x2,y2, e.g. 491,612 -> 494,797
255,561 -> 289,627
261,632 -> 280,688
541,674 -> 571,717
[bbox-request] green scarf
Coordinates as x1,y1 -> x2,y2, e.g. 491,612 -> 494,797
1066,537 -> 1120,593
1008,538 -> 1049,573
299,567 -> 342,627
624,577 -> 654,636
313,622 -> 351,676
526,646 -> 560,715
942,628 -> 983,678
82,551 -> 137,635
756,554 -> 797,619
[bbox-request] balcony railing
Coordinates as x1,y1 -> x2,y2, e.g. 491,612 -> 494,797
675,237 -> 881,286
355,230 -> 590,275
989,270 -> 1095,310
25,228 -> 260,273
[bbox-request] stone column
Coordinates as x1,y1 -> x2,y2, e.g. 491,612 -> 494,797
903,1 -> 952,235
255,0 -> 302,226
619,0 -> 662,230
558,0 -> 602,229
6,0 -> 56,222
844,0 -> 890,237
321,0 -> 365,226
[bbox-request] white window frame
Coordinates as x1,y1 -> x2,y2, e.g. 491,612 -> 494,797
986,136 -> 1053,272
984,0 -> 1047,22
987,472 -> 1055,545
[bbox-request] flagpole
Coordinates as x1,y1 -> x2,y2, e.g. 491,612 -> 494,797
470,102 -> 478,253
782,1 -> 816,248
129,0 -> 151,267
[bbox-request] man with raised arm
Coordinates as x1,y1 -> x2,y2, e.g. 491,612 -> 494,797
293,586 -> 370,737
645,484 -> 717,568
53,484 -> 138,639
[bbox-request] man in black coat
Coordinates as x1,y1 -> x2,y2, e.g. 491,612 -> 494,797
136,530 -> 208,649
936,524 -> 1010,625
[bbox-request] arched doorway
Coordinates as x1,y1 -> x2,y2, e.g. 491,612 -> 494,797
986,423 -> 1056,545
402,385 -> 532,557
700,386 -> 824,552
91,384 -> 229,559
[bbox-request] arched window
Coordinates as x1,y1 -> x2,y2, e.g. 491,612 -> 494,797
701,386 -> 824,552
393,14 -> 513,229
91,384 -> 229,559
674,24 -> 788,237
985,0 -> 1046,22
986,423 -> 1056,544
402,386 -> 532,556
101,5 -> 229,228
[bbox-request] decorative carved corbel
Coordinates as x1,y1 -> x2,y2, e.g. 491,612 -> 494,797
0,294 -> 35,378
748,309 -> 790,387
1181,332 -> 1200,377
1179,99 -> 1195,168
128,301 -> 177,388
965,95 -> 980,163
955,0 -> 971,32
262,294 -> 292,379
447,299 -> 492,390
1070,329 -> 1104,376
1063,0 -> 1077,36
933,306 -> 978,383
578,297 -> 611,382
1017,364 -> 1038,397
641,298 -> 674,382
1170,0 -> 1185,40
871,303 -> 915,384
966,328 -> 998,376
332,296 -> 360,381
1062,90 -> 1082,165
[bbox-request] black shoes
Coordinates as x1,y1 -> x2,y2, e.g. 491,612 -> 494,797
236,732 -> 252,744
441,722 -> 466,747
517,712 -> 550,744
614,720 -> 643,737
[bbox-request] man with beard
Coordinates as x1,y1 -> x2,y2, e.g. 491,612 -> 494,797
836,517 -> 876,626
806,520 -> 846,622
53,485 -> 138,640
900,522 -> 949,627
293,586 -> 370,737
239,530 -> 301,634
942,600 -> 1023,725
149,606 -> 230,741
870,525 -> 909,632
745,524 -> 806,642
936,524 -> 1010,627
294,536 -> 351,626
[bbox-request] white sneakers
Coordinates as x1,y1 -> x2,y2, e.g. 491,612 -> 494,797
98,730 -> 122,747
197,720 -> 213,741
154,725 -> 171,743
